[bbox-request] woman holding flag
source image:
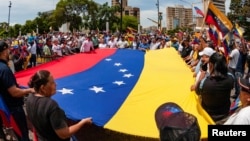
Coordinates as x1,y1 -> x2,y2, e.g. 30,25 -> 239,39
26,70 -> 92,141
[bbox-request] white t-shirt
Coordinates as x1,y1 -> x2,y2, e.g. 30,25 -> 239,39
98,43 -> 107,49
117,40 -> 128,49
224,106 -> 250,125
108,40 -> 117,48
228,48 -> 240,69
52,44 -> 63,56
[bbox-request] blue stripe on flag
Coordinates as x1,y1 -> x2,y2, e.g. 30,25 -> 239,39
52,49 -> 145,126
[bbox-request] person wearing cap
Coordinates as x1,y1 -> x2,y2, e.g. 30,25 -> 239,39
0,40 -> 35,141
189,39 -> 204,71
155,102 -> 201,141
185,39 -> 199,67
171,37 -> 179,50
195,52 -> 234,124
224,77 -> 250,124
190,47 -> 215,91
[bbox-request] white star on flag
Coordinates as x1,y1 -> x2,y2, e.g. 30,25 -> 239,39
119,69 -> 128,72
113,81 -> 126,86
89,86 -> 106,93
105,58 -> 112,61
57,88 -> 74,95
123,73 -> 134,78
114,63 -> 122,66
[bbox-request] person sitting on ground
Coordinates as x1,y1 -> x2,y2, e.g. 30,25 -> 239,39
26,70 -> 92,141
195,52 -> 234,124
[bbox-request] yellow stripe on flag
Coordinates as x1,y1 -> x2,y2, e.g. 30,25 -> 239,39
105,48 -> 214,139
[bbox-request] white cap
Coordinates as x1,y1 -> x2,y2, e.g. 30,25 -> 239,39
199,47 -> 216,56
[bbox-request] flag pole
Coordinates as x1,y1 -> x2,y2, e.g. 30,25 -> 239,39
200,0 -> 210,31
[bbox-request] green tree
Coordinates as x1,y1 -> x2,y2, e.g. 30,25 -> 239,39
122,15 -> 138,32
95,2 -> 120,32
52,0 -> 98,32
0,22 -> 9,38
35,12 -> 54,34
228,0 -> 250,39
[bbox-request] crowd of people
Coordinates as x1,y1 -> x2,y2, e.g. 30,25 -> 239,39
1,28 -> 250,140
1,30 -> 186,74
178,33 -> 250,125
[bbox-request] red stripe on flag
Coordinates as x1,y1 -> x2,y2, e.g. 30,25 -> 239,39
15,49 -> 117,86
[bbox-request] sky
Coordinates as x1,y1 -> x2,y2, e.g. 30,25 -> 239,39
0,0 -> 231,28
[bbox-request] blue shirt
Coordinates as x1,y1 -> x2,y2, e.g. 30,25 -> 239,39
138,43 -> 149,50
0,59 -> 24,107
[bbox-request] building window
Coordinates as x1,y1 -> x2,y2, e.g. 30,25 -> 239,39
125,10 -> 129,15
134,11 -> 137,17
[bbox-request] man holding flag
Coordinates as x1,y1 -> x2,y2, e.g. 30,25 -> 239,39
0,40 -> 35,141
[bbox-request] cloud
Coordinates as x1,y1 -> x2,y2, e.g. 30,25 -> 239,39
0,0 -> 230,28
0,0 -> 57,25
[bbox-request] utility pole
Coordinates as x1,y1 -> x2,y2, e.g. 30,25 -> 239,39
156,0 -> 160,30
120,0 -> 123,33
7,1 -> 12,32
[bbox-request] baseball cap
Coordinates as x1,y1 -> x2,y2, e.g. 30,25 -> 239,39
159,112 -> 201,141
239,77 -> 250,93
0,41 -> 9,52
155,102 -> 201,141
199,47 -> 215,56
155,102 -> 183,129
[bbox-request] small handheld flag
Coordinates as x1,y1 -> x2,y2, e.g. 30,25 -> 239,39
194,6 -> 204,17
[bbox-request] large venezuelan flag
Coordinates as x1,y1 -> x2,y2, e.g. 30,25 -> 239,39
15,48 -> 214,139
